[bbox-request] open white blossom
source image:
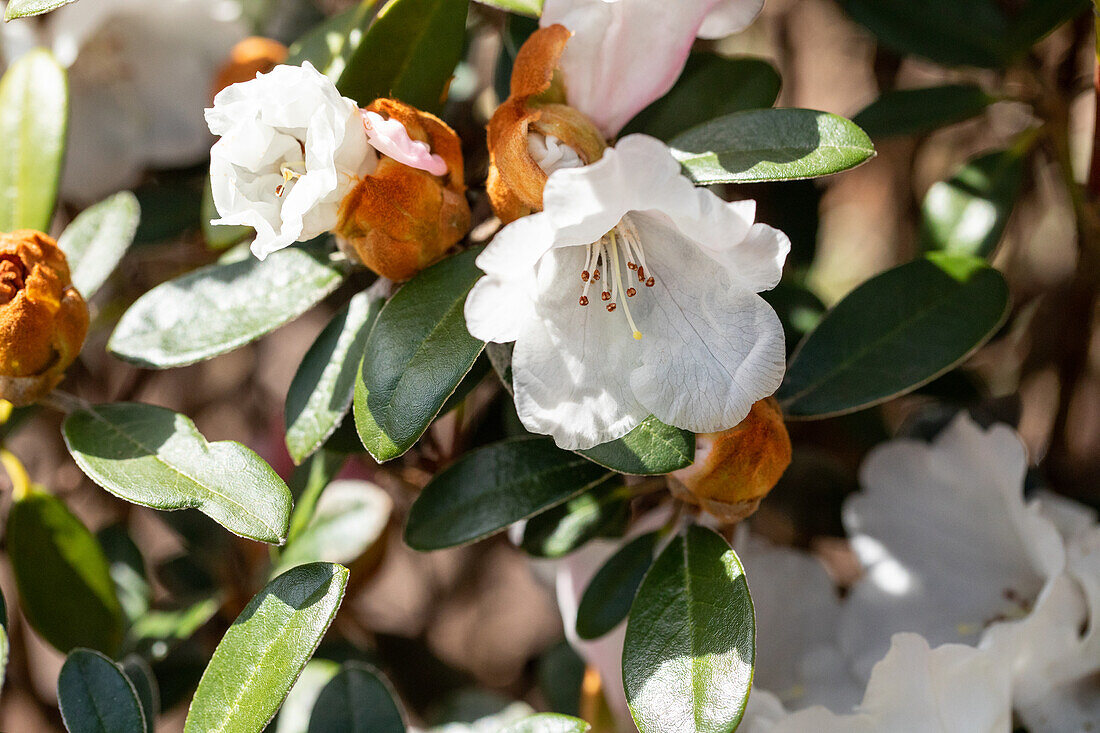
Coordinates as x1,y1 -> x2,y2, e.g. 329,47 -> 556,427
206,62 -> 376,260
465,134 -> 787,450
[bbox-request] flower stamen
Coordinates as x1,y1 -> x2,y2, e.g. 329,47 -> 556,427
575,218 -> 650,341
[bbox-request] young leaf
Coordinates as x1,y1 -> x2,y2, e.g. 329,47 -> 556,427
354,248 -> 485,463
473,0 -> 542,16
4,0 -> 78,18
499,714 -> 591,733
405,437 -> 611,551
108,240 -> 345,369
623,526 -> 755,733
287,286 -> 386,464
64,403 -> 293,545
778,254 -> 1010,418
0,48 -> 67,232
337,0 -> 468,111
7,491 -> 124,655
184,563 -> 349,733
853,85 -> 993,139
58,649 -> 147,733
669,108 -> 875,185
578,417 -> 694,476
520,479 -> 630,558
57,192 -> 141,299
919,149 -> 1025,259
576,532 -> 660,640
287,0 -> 382,82
308,662 -> 406,733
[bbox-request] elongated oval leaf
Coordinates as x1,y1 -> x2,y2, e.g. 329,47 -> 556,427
669,108 -> 875,185
64,403 -> 292,544
7,491 -> 124,655
354,248 -> 485,463
0,48 -> 67,232
500,714 -> 591,733
623,526 -> 754,733
109,241 -> 345,368
520,479 -> 629,558
287,0 -> 382,82
58,649 -> 146,733
308,662 -> 406,733
576,532 -> 659,640
287,287 -> 386,464
337,0 -> 468,111
4,0 -> 77,18
405,437 -> 611,551
853,85 -> 993,139
58,192 -> 141,299
778,254 -> 1010,418
578,417 -> 694,476
185,563 -> 349,733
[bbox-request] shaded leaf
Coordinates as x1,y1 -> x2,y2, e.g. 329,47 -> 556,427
576,532 -> 659,640
96,524 -> 151,624
578,417 -> 694,476
520,479 -> 630,558
853,85 -> 993,139
120,656 -> 160,733
287,0 -> 382,82
308,662 -> 406,733
58,649 -> 146,733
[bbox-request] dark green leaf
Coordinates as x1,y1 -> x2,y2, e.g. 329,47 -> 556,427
120,656 -> 160,733
537,642 -> 584,717
499,714 -> 591,733
287,0 -> 382,82
578,417 -> 694,476
626,55 -> 781,141
274,480 -> 391,575
778,254 -> 1010,418
520,479 -> 630,558
287,287 -> 386,464
184,563 -> 349,733
64,403 -> 292,544
0,48 -> 67,232
109,240 -> 345,369
576,532 -> 659,640
96,524 -> 151,624
474,0 -> 542,16
58,649 -> 146,733
623,526 -> 754,733
308,662 -> 406,733
1006,0 -> 1089,55
337,0 -> 468,111
8,491 -> 123,655
852,85 -> 993,139
919,149 -> 1025,259
405,437 -> 611,551
57,192 -> 141,299
670,108 -> 875,185
354,248 -> 485,462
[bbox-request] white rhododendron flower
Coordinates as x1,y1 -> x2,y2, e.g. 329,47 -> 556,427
465,134 -> 788,450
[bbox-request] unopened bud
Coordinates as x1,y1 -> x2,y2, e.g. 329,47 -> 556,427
212,37 -> 289,97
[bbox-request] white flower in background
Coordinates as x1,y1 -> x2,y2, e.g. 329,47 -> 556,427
465,134 -> 788,450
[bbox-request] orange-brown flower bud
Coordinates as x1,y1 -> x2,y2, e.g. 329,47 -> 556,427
669,398 -> 792,523
0,231 -> 89,406
487,25 -> 607,224
212,37 -> 289,98
336,98 -> 471,281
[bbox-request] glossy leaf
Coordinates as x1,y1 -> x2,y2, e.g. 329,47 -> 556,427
7,491 -> 124,655
57,191 -> 141,299
919,149 -> 1025,259
64,402 -> 292,544
184,563 -> 349,733
576,532 -> 660,640
520,479 -> 630,558
623,526 -> 755,733
778,254 -> 1010,418
337,0 -> 468,111
578,417 -> 694,476
405,437 -> 611,551
853,85 -> 993,139
354,248 -> 485,463
474,0 -> 542,16
58,649 -> 146,733
0,48 -> 67,232
287,287 -> 386,464
308,662 -> 406,733
500,714 -> 591,733
287,0 -> 381,82
109,240 -> 345,369
670,108 -> 875,185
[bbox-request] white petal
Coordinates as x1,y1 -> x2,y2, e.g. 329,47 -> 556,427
697,0 -> 765,39
465,277 -> 534,345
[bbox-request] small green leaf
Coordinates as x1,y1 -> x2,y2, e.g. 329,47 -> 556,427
576,532 -> 659,640
128,596 -> 221,661
354,248 -> 485,463
287,287 -> 386,464
308,663 -> 406,733
4,0 -> 77,18
120,656 -> 160,733
184,563 -> 349,733
287,0 -> 382,83
623,526 -> 754,733
405,437 -> 611,551
7,491 -> 123,655
58,649 -> 146,733
853,85 -> 993,139
778,254 -> 1010,418
578,417 -> 694,476
520,479 -> 630,558
0,48 -> 67,232
919,149 -> 1025,259
64,403 -> 292,544
337,0 -> 468,111
669,108 -> 875,185
473,0 -> 542,16
109,240 -> 345,369
499,714 -> 591,733
626,55 -> 781,141
57,192 -> 141,299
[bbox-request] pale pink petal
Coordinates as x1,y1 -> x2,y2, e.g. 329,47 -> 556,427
361,110 -> 447,176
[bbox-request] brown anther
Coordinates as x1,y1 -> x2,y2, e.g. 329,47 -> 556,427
601,291 -> 611,302
592,269 -> 601,281
579,295 -> 589,306
275,184 -> 285,198
637,266 -> 645,282
581,270 -> 590,282
626,287 -> 637,297
627,262 -> 637,270
645,277 -> 655,287
606,303 -> 617,312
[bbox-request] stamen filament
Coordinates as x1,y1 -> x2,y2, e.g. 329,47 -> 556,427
609,231 -> 642,340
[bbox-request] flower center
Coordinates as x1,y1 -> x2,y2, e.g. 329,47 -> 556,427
577,217 -> 654,341
0,256 -> 27,304
275,162 -> 305,198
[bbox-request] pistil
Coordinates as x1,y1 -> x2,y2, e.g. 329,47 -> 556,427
577,218 -> 651,342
